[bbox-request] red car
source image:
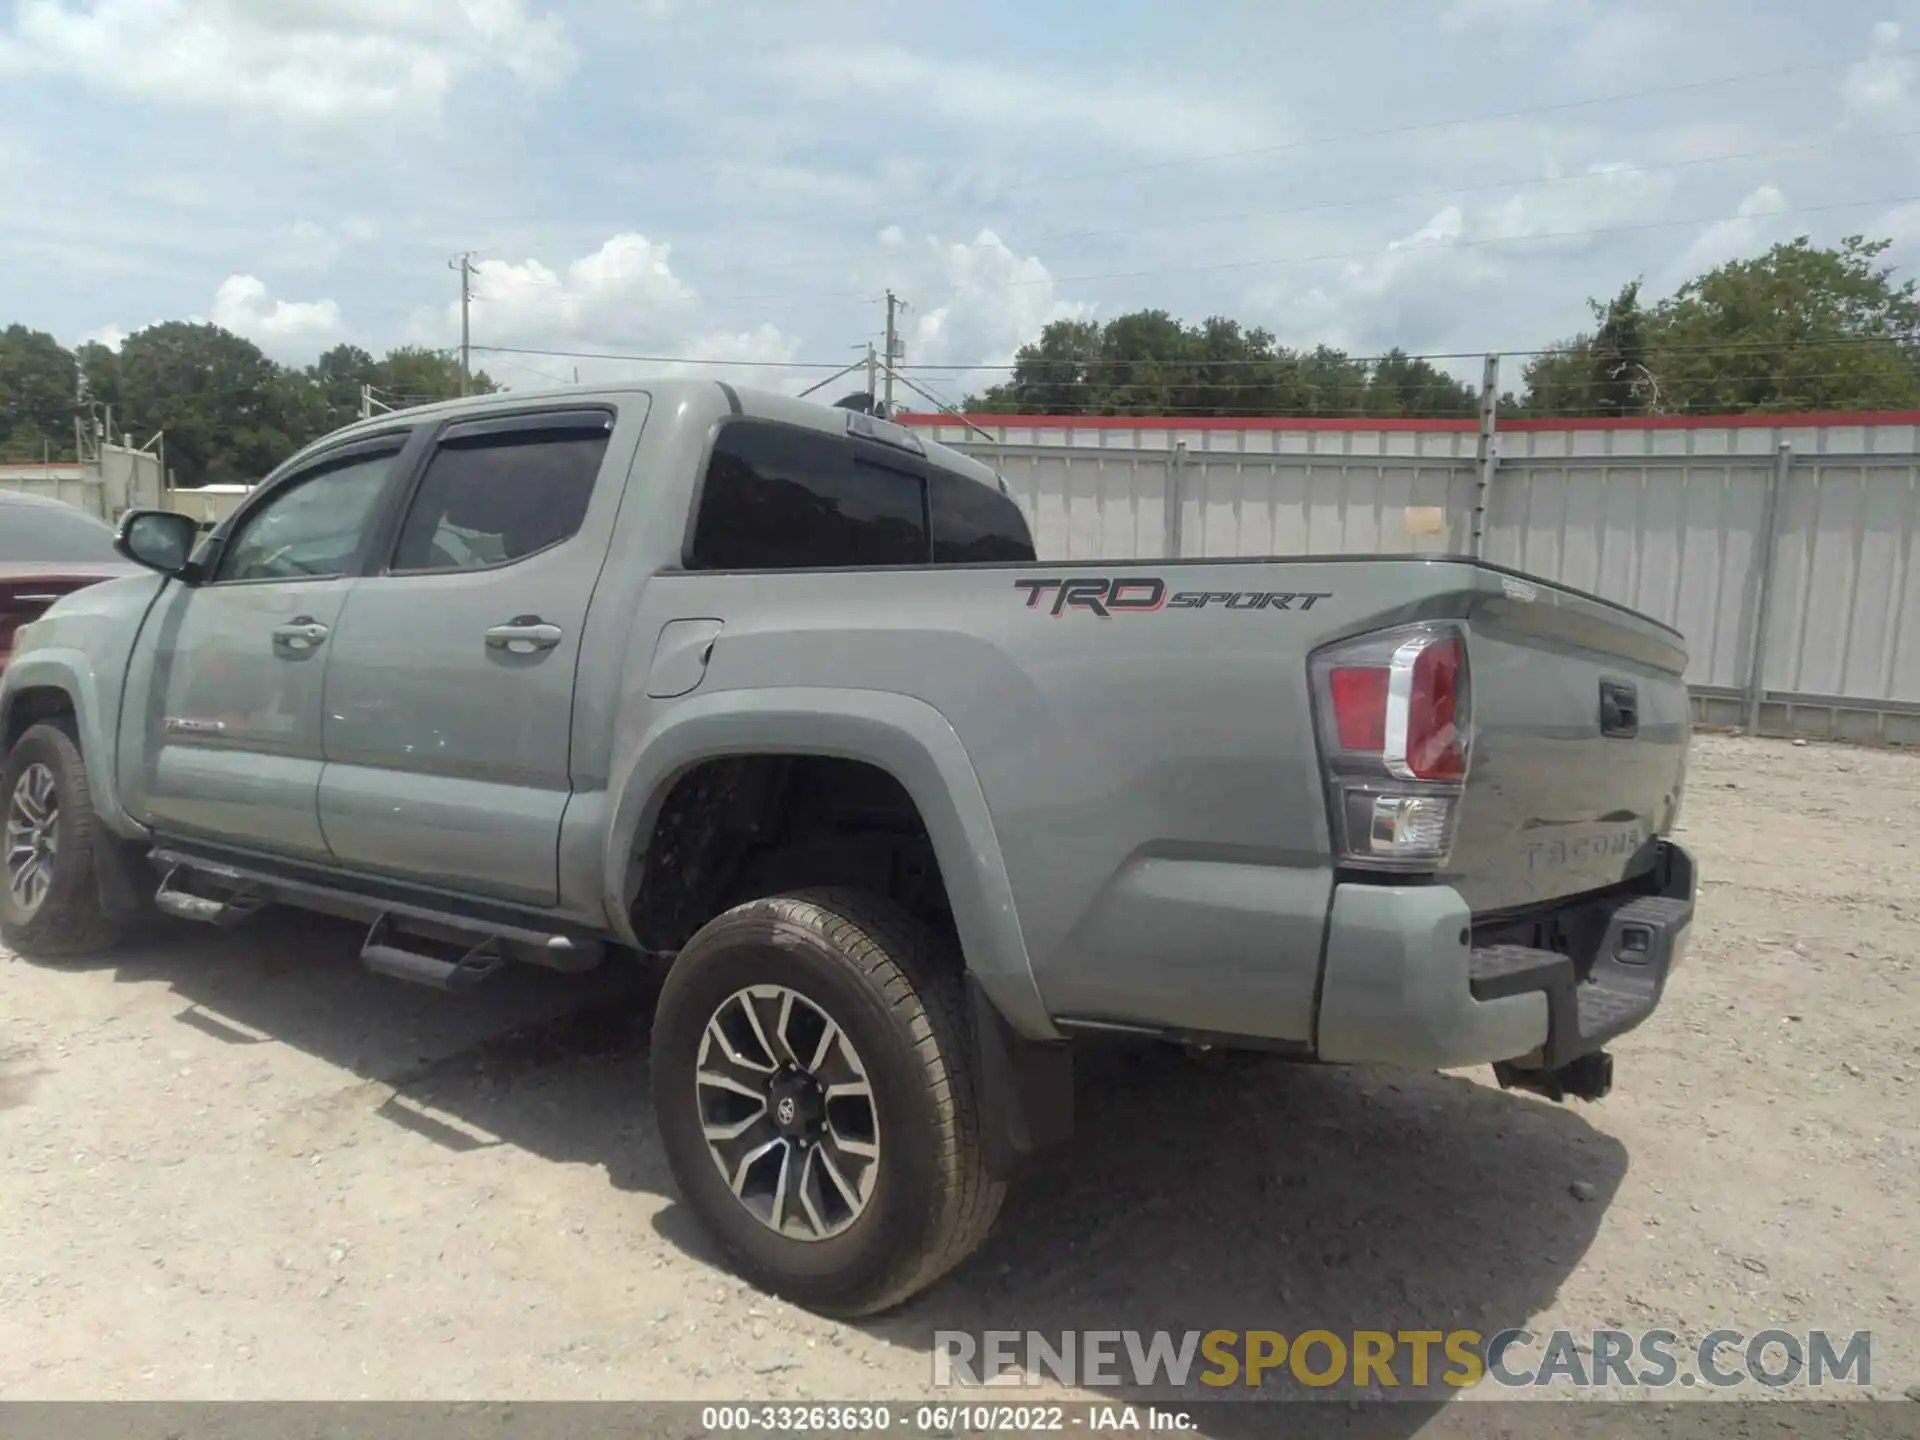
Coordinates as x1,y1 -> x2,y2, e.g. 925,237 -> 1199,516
0,490 -> 139,677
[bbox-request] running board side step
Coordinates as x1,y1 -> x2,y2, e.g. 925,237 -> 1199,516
361,917 -> 509,992
146,846 -> 610,978
154,864 -> 269,928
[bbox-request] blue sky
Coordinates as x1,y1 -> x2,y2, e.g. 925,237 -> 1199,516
4,0 -> 1920,404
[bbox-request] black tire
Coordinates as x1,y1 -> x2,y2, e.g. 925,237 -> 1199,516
0,720 -> 133,958
650,888 -> 1005,1317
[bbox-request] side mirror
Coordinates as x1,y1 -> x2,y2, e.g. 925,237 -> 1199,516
115,509 -> 202,578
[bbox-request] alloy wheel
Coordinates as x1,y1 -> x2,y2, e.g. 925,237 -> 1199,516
695,984 -> 882,1241
4,762 -> 59,917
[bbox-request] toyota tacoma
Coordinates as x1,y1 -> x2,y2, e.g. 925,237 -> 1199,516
0,380 -> 1695,1315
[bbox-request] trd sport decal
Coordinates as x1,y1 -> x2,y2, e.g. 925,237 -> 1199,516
1012,577 -> 1332,617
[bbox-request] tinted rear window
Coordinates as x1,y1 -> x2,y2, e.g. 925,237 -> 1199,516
689,420 -> 928,570
930,470 -> 1034,563
0,499 -> 122,563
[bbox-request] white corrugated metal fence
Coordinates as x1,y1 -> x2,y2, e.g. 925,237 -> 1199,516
908,414 -> 1920,744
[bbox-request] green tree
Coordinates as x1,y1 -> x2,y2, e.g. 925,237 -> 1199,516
1590,281 -> 1652,416
0,325 -> 79,461
111,322 -> 299,486
1520,236 -> 1920,416
371,346 -> 497,407
966,310 -> 1475,419
1653,235 -> 1920,412
1364,349 -> 1480,418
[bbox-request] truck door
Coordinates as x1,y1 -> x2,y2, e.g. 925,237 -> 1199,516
315,406 -> 629,907
119,434 -> 413,859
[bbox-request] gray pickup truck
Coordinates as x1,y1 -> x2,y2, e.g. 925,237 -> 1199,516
0,380 -> 1695,1315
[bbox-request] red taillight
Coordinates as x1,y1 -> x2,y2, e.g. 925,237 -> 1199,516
1329,666 -> 1388,751
1405,636 -> 1465,781
1310,622 -> 1471,871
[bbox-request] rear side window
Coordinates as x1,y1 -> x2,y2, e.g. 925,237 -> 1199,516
392,418 -> 610,573
0,499 -> 122,563
930,470 -> 1035,563
689,421 -> 928,570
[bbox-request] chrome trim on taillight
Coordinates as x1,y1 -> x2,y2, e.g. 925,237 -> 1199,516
1307,621 -> 1473,873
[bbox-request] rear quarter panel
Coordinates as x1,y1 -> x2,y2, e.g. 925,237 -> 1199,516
643,556 -> 1519,1043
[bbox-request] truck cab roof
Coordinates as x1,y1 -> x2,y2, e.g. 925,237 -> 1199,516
309,377 -> 1010,500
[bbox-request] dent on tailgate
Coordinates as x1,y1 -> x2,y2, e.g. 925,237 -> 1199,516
1445,575 -> 1691,916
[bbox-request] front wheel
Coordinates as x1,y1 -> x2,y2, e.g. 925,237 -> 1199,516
1,720 -> 133,958
650,889 -> 1004,1317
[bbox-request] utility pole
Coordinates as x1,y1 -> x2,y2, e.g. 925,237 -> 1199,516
359,383 -> 372,421
449,252 -> 475,396
882,290 -> 906,415
865,342 -> 879,405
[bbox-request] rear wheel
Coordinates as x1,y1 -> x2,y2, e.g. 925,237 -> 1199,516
1,721 -> 133,958
650,888 -> 1004,1317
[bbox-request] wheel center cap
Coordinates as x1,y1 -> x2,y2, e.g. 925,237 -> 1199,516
767,1071 -> 824,1139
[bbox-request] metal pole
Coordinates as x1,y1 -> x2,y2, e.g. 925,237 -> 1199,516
1471,353 -> 1499,557
1744,441 -> 1792,733
1168,442 -> 1188,559
883,291 -> 901,414
866,342 -> 878,405
450,253 -> 474,396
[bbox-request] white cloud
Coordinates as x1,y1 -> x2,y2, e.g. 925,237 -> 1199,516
1481,162 -> 1677,246
462,233 -> 698,347
1439,0 -> 1561,31
1842,20 -> 1914,121
74,276 -> 342,360
208,274 -> 344,354
884,229 -> 1092,377
1663,184 -> 1789,286
415,232 -> 810,394
758,44 -> 1290,161
1254,160 -> 1676,353
266,218 -> 379,274
0,0 -> 576,123
1437,0 -> 1667,81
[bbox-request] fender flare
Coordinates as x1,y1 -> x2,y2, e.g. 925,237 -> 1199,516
0,649 -> 146,840
602,686 -> 1058,1042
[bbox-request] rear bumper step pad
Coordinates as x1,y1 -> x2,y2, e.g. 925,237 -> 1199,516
1467,848 -> 1695,1071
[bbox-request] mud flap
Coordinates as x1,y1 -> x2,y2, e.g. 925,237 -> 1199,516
93,833 -> 153,923
967,974 -> 1074,1180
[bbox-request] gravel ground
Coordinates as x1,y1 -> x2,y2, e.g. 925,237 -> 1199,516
1,734 -> 1915,1426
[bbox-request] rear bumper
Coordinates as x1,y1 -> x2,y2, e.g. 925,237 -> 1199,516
1315,841 -> 1695,1072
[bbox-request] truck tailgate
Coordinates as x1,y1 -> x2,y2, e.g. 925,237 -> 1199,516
1448,574 -> 1690,914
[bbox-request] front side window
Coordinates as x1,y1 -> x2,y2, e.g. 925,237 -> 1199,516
215,450 -> 398,583
930,470 -> 1035,563
391,420 -> 611,574
689,421 -> 928,570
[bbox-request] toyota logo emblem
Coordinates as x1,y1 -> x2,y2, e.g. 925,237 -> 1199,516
775,1096 -> 797,1126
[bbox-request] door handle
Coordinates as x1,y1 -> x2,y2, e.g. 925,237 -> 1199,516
272,617 -> 330,652
485,617 -> 563,654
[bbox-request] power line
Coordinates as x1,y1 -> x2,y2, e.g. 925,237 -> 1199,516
467,343 -> 855,370
657,189 -> 1920,316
